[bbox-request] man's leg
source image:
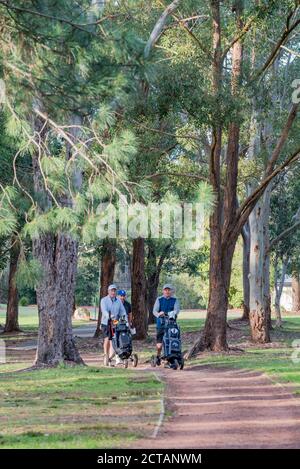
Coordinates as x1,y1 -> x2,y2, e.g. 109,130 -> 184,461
155,327 -> 164,365
156,342 -> 162,365
103,337 -> 110,366
109,340 -> 115,361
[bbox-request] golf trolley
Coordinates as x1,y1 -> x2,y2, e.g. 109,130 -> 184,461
111,317 -> 138,369
151,311 -> 184,370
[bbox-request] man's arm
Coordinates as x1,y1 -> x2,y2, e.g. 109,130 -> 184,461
119,301 -> 128,322
100,297 -> 109,324
174,298 -> 180,315
152,298 -> 160,318
127,303 -> 133,325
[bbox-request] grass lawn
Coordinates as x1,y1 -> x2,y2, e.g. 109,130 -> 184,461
0,304 -> 94,333
1,306 -> 300,448
191,317 -> 300,391
0,365 -> 163,449
0,305 -> 38,332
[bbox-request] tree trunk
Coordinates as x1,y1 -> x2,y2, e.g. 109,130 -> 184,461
146,241 -> 171,324
262,186 -> 272,331
33,232 -> 83,366
94,239 -> 117,338
4,236 -> 21,333
241,223 -> 250,320
188,237 -> 235,356
147,276 -> 159,325
249,195 -> 271,343
292,273 -> 300,313
274,256 -> 288,328
32,112 -> 83,366
146,242 -> 158,324
131,237 -> 147,340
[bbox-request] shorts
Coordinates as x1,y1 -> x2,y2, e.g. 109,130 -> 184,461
101,324 -> 113,340
156,327 -> 165,344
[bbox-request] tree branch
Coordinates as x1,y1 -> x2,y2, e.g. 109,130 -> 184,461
144,0 -> 181,58
143,171 -> 210,183
233,146 -> 300,240
251,10 -> 300,81
265,103 -> 299,176
269,207 -> 300,252
0,0 -> 102,36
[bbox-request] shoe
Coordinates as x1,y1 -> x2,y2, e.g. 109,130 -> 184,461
164,362 -> 171,369
108,358 -> 115,367
115,356 -> 122,366
103,354 -> 109,366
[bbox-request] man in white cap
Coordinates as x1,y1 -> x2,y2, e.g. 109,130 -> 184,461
100,284 -> 127,366
152,284 -> 180,366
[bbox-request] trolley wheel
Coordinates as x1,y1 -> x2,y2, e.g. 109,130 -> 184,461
173,359 -> 179,370
132,354 -> 138,367
151,355 -> 156,367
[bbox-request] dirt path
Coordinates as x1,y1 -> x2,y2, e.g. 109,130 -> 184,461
134,365 -> 300,449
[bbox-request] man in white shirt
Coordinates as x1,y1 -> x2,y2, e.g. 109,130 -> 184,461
100,284 -> 127,366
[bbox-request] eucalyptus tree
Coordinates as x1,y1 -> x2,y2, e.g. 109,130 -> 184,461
146,0 -> 300,354
269,167 -> 300,325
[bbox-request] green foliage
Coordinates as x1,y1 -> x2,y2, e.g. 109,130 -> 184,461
93,106 -> 116,132
160,272 -> 205,309
270,168 -> 300,272
228,286 -> 244,309
41,156 -> 67,195
19,296 -> 29,307
86,178 -> 111,201
0,208 -> 18,237
75,251 -> 99,306
16,258 -> 43,290
24,208 -> 80,239
52,207 -> 79,234
81,214 -> 100,244
104,129 -> 137,172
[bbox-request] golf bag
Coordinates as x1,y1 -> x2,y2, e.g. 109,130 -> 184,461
162,311 -> 184,368
112,318 -> 133,360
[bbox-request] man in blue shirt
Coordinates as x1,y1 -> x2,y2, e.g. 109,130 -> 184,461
117,290 -> 133,326
152,284 -> 180,365
100,284 -> 127,367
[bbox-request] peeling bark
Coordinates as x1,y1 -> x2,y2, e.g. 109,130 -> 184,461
146,241 -> 171,324
292,273 -> 300,313
274,256 -> 288,328
249,196 -> 271,343
33,232 -> 83,366
94,239 -> 116,338
241,223 -> 250,321
4,236 -> 21,333
32,113 -> 83,366
131,237 -> 148,340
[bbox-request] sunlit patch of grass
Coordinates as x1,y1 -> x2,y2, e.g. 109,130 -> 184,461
0,366 -> 163,449
189,317 -> 300,391
0,305 -> 89,334
178,318 -> 205,333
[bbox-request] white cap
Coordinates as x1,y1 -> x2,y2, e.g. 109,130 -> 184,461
108,284 -> 117,291
163,284 -> 173,290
